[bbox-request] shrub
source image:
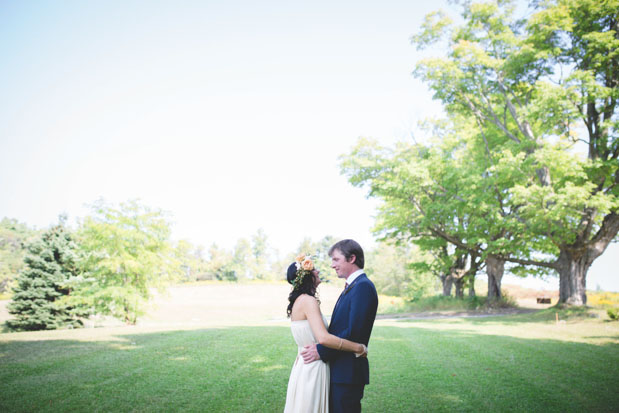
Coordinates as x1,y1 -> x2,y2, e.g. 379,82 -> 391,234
607,308 -> 619,321
485,290 -> 518,309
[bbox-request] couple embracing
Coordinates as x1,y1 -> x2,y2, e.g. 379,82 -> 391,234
284,239 -> 378,413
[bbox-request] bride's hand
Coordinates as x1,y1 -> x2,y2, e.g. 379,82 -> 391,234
356,344 -> 368,358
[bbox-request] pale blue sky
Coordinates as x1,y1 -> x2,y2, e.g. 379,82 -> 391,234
1,1 -> 616,291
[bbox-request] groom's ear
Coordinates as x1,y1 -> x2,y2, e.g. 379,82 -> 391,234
348,254 -> 356,265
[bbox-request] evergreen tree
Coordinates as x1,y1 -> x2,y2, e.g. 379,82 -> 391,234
7,222 -> 85,331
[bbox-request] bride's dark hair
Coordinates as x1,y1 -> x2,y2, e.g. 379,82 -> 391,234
286,262 -> 318,317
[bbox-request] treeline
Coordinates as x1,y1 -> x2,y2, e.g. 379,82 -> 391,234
0,201 -> 439,331
3,201 -> 182,330
341,0 -> 618,306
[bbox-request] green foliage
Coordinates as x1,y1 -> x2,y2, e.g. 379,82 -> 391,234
7,221 -> 86,331
173,239 -> 210,282
425,0 -> 618,233
287,235 -> 338,283
365,241 -> 438,300
249,228 -> 277,280
231,237 -> 252,280
66,200 -> 181,325
202,242 -> 235,281
341,123 -> 535,297
342,0 -> 619,306
381,294 -> 512,313
200,229 -> 279,281
0,218 -> 38,294
607,307 -> 619,321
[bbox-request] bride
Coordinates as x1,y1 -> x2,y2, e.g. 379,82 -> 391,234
284,254 -> 367,413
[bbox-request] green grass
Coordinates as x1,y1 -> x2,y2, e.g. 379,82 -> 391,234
379,288 -> 619,315
378,293 -> 517,314
1,311 -> 618,412
371,319 -> 618,412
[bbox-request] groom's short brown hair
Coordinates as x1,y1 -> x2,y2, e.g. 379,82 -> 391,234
329,239 -> 365,269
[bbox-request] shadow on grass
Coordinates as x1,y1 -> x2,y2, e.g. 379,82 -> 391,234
368,325 -> 619,412
0,326 -> 294,413
1,323 -> 618,412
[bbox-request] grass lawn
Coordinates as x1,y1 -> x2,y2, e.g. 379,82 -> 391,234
1,283 -> 618,412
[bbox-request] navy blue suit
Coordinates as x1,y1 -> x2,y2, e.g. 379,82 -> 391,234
317,274 -> 378,412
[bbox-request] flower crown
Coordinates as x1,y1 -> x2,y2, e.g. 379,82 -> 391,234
292,253 -> 315,290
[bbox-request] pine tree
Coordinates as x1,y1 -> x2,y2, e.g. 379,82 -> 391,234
7,222 -> 85,331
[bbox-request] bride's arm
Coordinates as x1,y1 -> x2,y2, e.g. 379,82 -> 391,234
302,295 -> 367,355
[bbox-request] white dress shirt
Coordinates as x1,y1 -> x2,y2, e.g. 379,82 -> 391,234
345,269 -> 364,286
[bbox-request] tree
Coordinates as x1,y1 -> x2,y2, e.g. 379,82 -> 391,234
205,242 -> 236,281
67,200 -> 181,324
291,235 -> 339,282
7,219 -> 85,331
341,130 -> 496,300
174,239 -> 209,282
250,228 -> 276,280
232,238 -> 252,280
411,0 -> 618,305
0,218 -> 37,294
365,241 -> 437,300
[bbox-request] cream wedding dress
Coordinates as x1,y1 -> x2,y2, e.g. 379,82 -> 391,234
284,316 -> 330,413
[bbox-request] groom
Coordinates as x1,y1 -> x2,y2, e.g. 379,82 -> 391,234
301,239 -> 378,413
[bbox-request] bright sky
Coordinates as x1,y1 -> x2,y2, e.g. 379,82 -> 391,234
1,1 -> 616,292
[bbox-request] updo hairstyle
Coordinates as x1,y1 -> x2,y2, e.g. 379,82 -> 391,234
286,262 -> 318,317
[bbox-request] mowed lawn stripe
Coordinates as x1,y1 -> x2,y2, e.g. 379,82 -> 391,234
1,316 -> 618,412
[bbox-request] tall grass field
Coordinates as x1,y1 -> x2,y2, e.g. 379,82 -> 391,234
1,283 -> 618,412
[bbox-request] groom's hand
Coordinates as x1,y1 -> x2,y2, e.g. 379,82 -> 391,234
301,344 -> 320,364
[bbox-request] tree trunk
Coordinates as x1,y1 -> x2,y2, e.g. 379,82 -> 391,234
440,274 -> 454,296
454,276 -> 465,298
468,274 -> 476,297
486,256 -> 505,301
557,249 -> 590,305
557,213 -> 619,305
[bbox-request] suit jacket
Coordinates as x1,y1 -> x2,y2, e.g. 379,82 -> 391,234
316,273 -> 378,385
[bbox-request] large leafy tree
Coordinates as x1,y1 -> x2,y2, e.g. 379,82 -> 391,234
67,200 -> 181,324
342,120 -> 513,301
7,220 -> 85,331
410,0 -> 618,305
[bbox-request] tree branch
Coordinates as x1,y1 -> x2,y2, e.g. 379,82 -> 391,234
586,212 -> 619,262
429,227 -> 478,255
497,76 -> 537,142
495,254 -> 558,269
475,87 -> 522,143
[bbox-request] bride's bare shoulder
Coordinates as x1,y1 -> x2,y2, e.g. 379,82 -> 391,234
297,294 -> 319,306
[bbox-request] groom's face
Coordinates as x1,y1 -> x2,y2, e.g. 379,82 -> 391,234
331,249 -> 356,279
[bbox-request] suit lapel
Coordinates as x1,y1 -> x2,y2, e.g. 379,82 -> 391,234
342,274 -> 365,296
332,288 -> 347,317
331,274 -> 365,318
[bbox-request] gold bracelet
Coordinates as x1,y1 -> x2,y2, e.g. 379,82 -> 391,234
338,338 -> 342,350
